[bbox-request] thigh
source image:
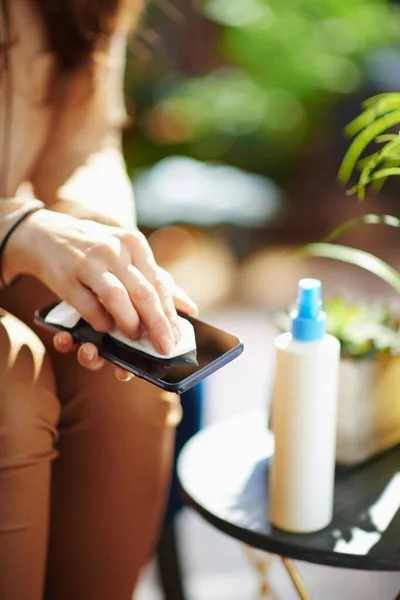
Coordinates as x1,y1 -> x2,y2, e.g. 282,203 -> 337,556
0,276 -> 58,353
45,347 -> 182,600
0,307 -> 59,600
0,276 -> 183,599
0,307 -> 59,458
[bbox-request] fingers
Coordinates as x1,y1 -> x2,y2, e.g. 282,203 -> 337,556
139,266 -> 180,339
78,260 -> 176,356
78,345 -> 134,381
82,270 -> 141,339
119,264 -> 176,356
148,266 -> 199,317
114,366 -> 135,382
150,271 -> 180,342
53,331 -> 75,353
123,233 -> 180,338
67,284 -> 114,332
54,335 -> 103,368
55,339 -> 134,381
75,230 -> 196,356
173,292 -> 199,317
145,265 -> 198,317
77,343 -> 105,371
77,345 -> 134,381
161,270 -> 198,316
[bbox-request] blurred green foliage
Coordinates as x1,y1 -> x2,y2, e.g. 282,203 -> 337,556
276,296 -> 400,358
338,93 -> 400,197
300,213 -> 400,296
124,0 -> 400,176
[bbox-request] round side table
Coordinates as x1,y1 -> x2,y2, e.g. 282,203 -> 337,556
178,411 -> 400,599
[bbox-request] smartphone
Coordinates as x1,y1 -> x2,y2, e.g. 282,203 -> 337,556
34,301 -> 244,394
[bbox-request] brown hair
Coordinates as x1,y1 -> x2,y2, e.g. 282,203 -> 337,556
31,0 -> 143,72
0,0 -> 144,189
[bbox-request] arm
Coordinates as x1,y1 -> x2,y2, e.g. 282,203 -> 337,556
0,9 -> 197,378
31,25 -> 136,229
0,182 -> 45,286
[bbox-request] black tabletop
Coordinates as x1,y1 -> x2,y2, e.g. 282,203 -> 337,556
177,411 -> 400,571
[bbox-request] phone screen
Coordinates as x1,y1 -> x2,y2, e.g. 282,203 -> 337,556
35,302 -> 243,393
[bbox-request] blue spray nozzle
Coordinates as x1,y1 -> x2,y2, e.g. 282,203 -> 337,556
291,278 -> 326,342
297,278 -> 322,318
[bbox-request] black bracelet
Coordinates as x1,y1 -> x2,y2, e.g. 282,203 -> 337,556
0,206 -> 43,288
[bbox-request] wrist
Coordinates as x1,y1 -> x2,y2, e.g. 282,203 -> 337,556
1,208 -> 47,283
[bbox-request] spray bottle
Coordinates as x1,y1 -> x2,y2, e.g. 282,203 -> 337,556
269,278 -> 340,533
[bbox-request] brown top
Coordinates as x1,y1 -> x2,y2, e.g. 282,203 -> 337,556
0,0 -> 136,248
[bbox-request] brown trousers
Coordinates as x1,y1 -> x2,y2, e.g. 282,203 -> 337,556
0,277 -> 182,600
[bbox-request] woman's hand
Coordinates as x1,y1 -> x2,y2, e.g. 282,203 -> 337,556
54,334 -> 135,381
53,267 -> 199,381
3,209 -> 198,378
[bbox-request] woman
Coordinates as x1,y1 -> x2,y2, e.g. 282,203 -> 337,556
0,1 -> 198,599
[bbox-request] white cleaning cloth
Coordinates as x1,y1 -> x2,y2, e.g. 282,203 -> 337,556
45,301 -> 81,329
109,318 -> 196,359
45,301 -> 197,359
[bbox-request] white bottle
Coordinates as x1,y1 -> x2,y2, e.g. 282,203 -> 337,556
269,278 -> 340,533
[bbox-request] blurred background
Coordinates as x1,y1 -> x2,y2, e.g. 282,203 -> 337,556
123,1 -> 400,598
125,0 -> 400,310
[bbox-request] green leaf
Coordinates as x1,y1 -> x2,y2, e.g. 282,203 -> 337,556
275,295 -> 400,358
297,243 -> 400,293
322,214 -> 400,243
351,137 -> 400,195
378,137 -> 400,157
356,151 -> 381,170
357,140 -> 400,170
380,157 -> 400,169
358,162 -> 376,199
345,96 -> 400,137
338,110 -> 400,183
371,176 -> 388,193
352,155 -> 400,196
375,134 -> 400,143
369,167 -> 400,183
362,93 -> 400,109
364,160 -> 400,194
343,134 -> 400,189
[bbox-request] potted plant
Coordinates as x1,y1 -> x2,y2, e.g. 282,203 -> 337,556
296,93 -> 400,465
275,293 -> 400,465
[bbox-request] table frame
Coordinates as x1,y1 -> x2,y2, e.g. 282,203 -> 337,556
178,412 -> 400,599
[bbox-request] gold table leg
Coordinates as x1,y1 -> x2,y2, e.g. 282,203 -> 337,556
281,557 -> 311,600
243,546 -> 312,600
242,545 -> 273,598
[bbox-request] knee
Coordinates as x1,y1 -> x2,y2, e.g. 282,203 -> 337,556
69,364 -> 182,430
118,374 -> 183,428
0,311 -> 60,466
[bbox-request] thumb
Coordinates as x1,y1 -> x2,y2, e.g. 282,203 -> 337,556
53,331 -> 76,353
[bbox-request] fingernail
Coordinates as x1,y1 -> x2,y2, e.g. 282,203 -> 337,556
57,332 -> 70,346
118,372 -> 133,382
83,346 -> 95,360
159,335 -> 175,356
